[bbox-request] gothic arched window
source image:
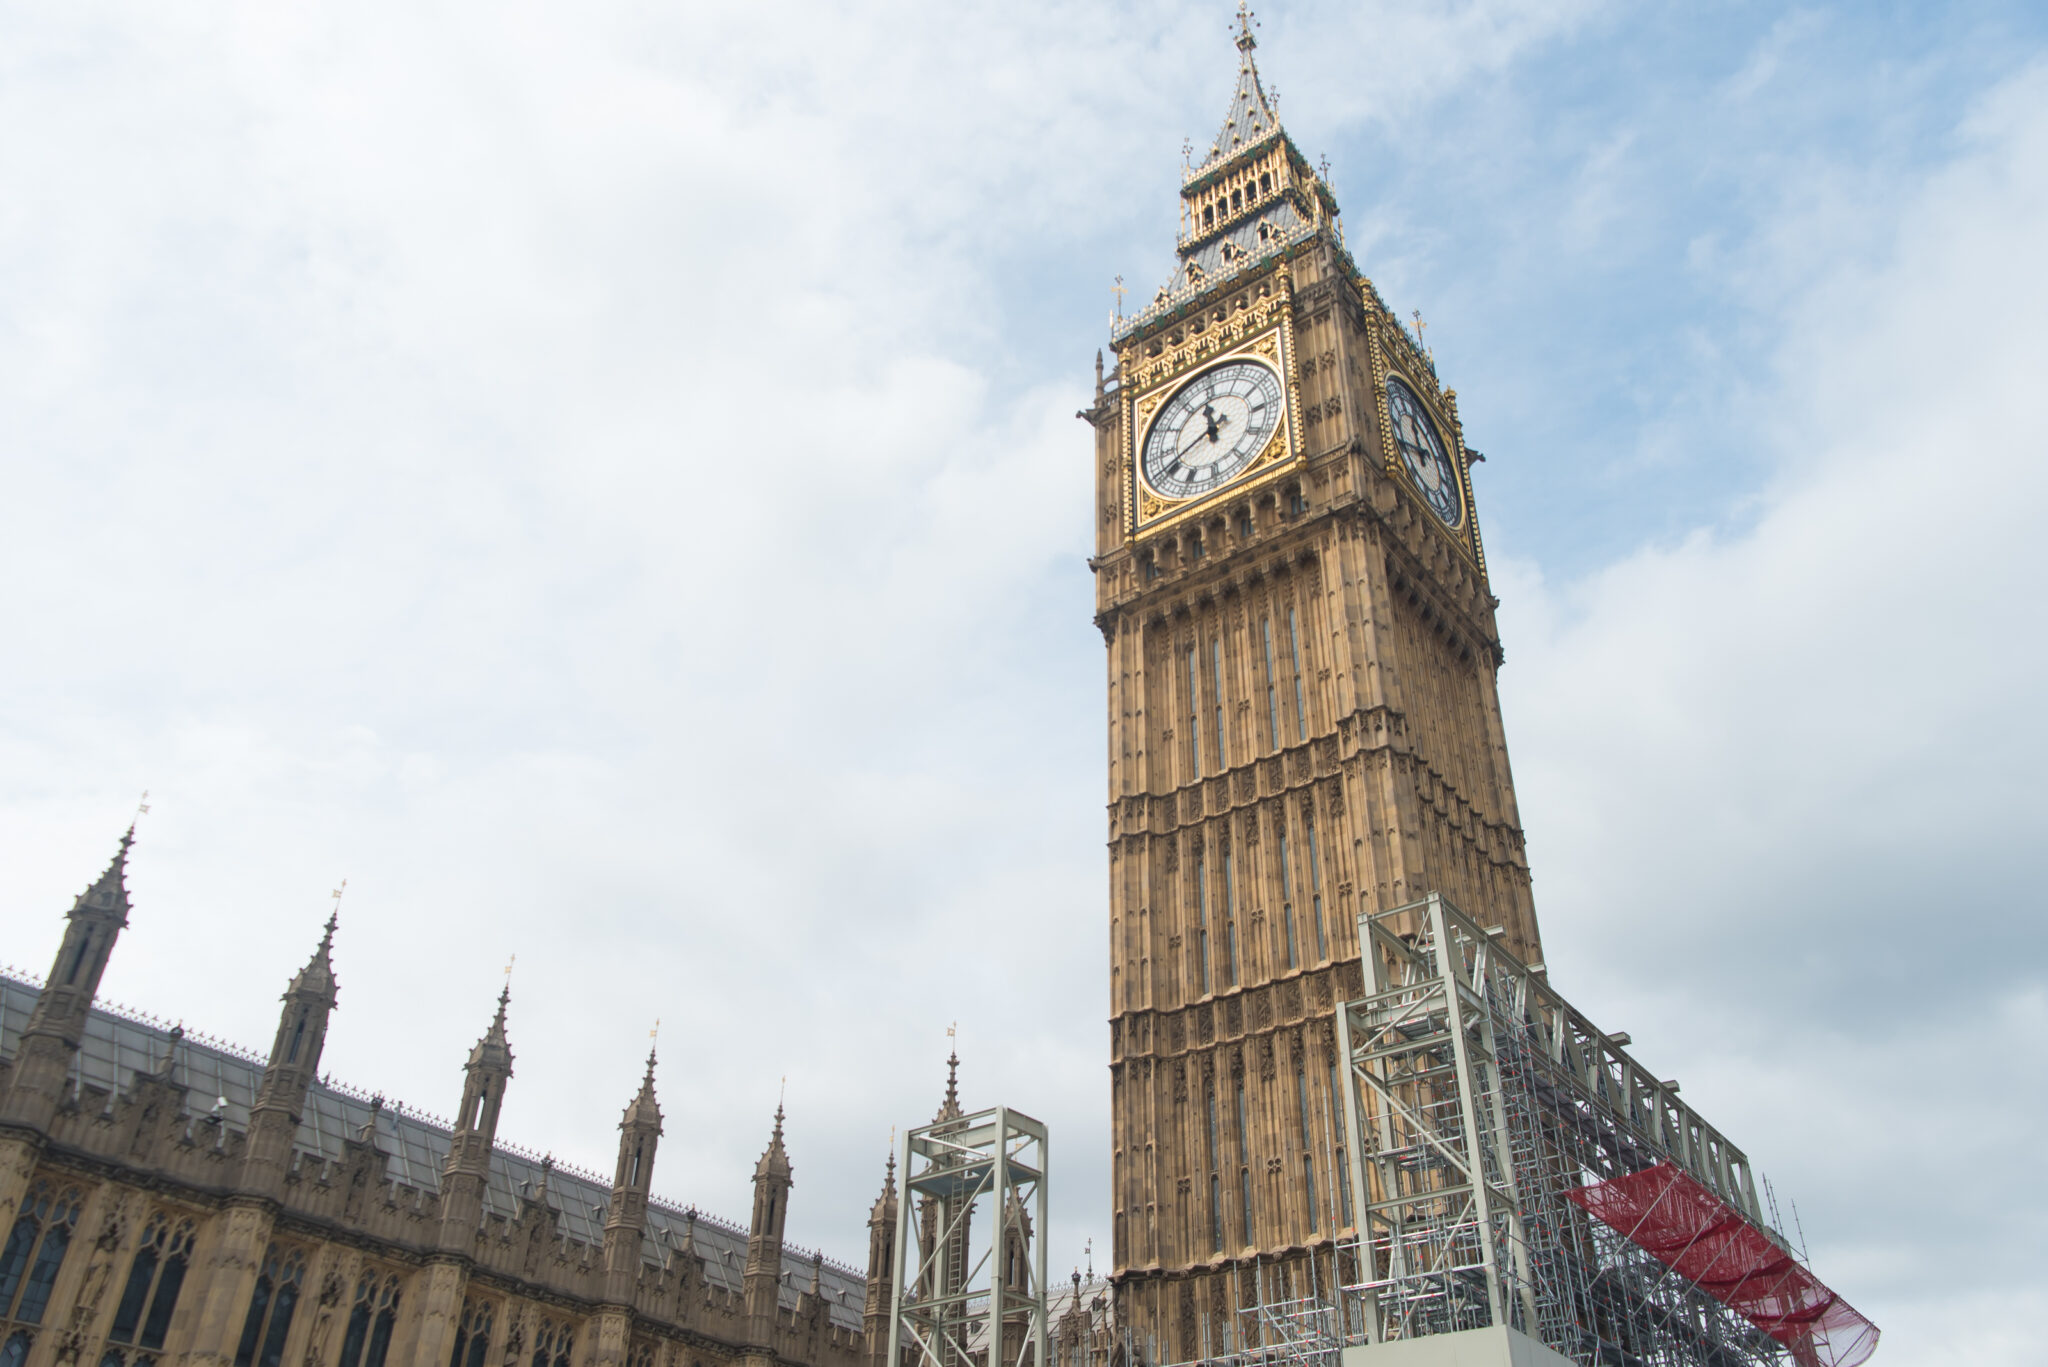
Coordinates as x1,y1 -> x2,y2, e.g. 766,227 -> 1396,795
0,1181 -> 82,1325
337,1273 -> 401,1367
529,1319 -> 574,1367
448,1298 -> 494,1367
109,1213 -> 196,1350
232,1245 -> 305,1367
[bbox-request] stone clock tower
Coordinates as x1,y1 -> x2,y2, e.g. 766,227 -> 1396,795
1081,14 -> 1545,1357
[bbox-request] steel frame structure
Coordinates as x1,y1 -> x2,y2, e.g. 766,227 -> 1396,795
890,1105 -> 1051,1367
1335,893 -> 1801,1366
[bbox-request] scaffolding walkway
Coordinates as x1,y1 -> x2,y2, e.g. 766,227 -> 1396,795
1335,894 -> 1878,1367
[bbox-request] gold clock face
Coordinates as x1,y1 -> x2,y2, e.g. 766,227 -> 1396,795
1140,359 -> 1284,501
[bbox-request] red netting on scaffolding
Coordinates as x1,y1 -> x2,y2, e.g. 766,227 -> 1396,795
1564,1162 -> 1878,1367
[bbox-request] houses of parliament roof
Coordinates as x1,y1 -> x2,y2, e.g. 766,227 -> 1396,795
0,973 -> 868,1331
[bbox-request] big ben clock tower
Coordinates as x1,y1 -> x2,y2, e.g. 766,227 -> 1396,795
1083,12 -> 1545,1356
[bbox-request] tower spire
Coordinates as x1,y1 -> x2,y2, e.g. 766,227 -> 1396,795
245,907 -> 343,1193
1201,1 -> 1279,167
1,826 -> 137,1141
934,1039 -> 963,1123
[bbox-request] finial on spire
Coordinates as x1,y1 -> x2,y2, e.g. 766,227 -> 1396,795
1236,1 -> 1258,55
499,954 -> 514,1009
319,879 -> 345,946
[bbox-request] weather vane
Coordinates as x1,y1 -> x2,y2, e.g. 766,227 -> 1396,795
331,879 -> 347,911
135,790 -> 151,820
1112,275 -> 1126,320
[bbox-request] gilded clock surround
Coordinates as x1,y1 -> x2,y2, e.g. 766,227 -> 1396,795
1358,283 -> 1484,571
1125,302 -> 1302,532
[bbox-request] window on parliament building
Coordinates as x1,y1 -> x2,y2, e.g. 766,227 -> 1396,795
338,1273 -> 402,1367
233,1245 -> 305,1367
449,1298 -> 495,1367
0,1181 -> 81,1328
530,1320 -> 575,1367
109,1212 -> 195,1354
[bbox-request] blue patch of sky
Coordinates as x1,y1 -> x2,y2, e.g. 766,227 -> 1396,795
1317,1 -> 2048,575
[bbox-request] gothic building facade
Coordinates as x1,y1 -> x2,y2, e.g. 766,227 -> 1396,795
1084,16 -> 1546,1360
0,832 -> 908,1367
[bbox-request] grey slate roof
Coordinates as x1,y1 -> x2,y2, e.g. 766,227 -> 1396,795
0,975 -> 866,1331
1200,40 -> 1282,170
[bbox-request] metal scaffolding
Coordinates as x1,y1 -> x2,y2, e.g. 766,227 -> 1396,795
891,1105 -> 1051,1367
1335,893 -> 1876,1367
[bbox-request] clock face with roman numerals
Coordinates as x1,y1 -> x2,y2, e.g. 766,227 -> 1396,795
1386,375 -> 1462,526
1140,359 -> 1284,501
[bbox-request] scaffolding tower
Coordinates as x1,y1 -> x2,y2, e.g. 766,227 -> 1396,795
1336,893 -> 1878,1367
891,1105 -> 1051,1367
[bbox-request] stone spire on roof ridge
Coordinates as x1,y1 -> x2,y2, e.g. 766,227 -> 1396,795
933,1048 -> 962,1123
75,825 -> 135,918
468,979 -> 513,1071
755,1101 -> 792,1180
1202,2 -> 1281,168
286,908 -> 340,1002
622,1047 -> 663,1130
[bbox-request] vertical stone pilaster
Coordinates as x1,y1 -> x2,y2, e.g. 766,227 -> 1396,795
179,1201 -> 274,1367
0,1137 -> 40,1236
588,1307 -> 633,1367
281,1244 -> 356,1367
406,1259 -> 469,1367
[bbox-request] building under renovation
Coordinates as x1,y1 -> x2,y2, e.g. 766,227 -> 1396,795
1080,12 -> 1880,1367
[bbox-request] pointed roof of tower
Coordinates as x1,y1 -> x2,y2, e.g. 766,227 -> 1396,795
755,1102 -> 792,1181
74,826 -> 134,919
1113,2 -> 1346,344
285,910 -> 340,1003
467,981 -> 514,1073
869,1145 -> 898,1220
1200,3 -> 1282,169
621,1048 -> 663,1131
932,1048 -> 962,1123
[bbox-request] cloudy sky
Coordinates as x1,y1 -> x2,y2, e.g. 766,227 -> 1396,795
3,2 -> 2045,1362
